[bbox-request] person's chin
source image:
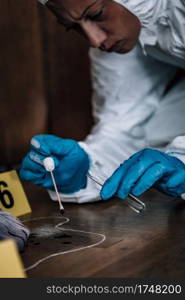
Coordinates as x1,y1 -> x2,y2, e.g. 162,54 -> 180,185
115,42 -> 136,54
115,48 -> 130,54
99,40 -> 136,54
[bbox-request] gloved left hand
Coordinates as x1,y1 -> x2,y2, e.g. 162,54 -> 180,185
101,148 -> 185,200
20,134 -> 90,194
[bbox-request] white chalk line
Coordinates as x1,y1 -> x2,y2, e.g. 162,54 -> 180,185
23,216 -> 106,272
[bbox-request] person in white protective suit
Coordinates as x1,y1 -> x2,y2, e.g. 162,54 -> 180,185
20,0 -> 185,204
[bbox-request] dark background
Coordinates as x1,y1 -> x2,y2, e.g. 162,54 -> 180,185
0,0 -> 93,166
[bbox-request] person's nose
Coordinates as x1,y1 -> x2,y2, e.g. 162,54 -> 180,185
80,20 -> 107,48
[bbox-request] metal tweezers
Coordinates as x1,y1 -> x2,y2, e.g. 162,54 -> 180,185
88,173 -> 146,214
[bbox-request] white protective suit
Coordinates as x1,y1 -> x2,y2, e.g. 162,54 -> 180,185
49,0 -> 185,203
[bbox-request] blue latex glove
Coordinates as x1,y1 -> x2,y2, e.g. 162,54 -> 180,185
20,134 -> 90,193
101,148 -> 185,200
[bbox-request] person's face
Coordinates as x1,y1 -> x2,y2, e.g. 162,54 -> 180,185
47,0 -> 141,53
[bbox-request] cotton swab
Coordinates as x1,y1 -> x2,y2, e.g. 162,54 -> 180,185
43,157 -> 65,215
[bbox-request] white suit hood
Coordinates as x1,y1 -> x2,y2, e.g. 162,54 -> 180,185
114,0 -> 185,62
113,0 -> 165,55
113,0 -> 162,26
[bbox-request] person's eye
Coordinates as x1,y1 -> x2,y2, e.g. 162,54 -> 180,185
88,9 -> 104,22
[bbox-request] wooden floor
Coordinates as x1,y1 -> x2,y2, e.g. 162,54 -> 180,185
20,182 -> 185,278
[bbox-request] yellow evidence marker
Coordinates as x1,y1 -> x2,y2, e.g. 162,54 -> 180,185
0,239 -> 26,278
0,170 -> 31,217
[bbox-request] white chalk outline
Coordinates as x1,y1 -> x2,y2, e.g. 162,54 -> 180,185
23,216 -> 106,272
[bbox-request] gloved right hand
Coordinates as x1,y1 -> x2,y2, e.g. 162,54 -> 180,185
100,148 -> 185,200
20,134 -> 90,194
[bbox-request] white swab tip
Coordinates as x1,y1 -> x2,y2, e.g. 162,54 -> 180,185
43,157 -> 55,172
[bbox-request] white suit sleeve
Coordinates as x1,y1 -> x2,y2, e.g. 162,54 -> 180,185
165,135 -> 185,200
49,45 -> 177,203
165,136 -> 185,164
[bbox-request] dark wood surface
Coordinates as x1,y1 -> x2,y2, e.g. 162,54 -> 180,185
20,182 -> 185,278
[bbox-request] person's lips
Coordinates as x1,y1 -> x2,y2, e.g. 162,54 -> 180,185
109,39 -> 127,52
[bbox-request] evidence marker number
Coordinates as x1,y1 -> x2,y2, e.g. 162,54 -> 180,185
0,170 -> 31,216
0,181 -> 14,209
